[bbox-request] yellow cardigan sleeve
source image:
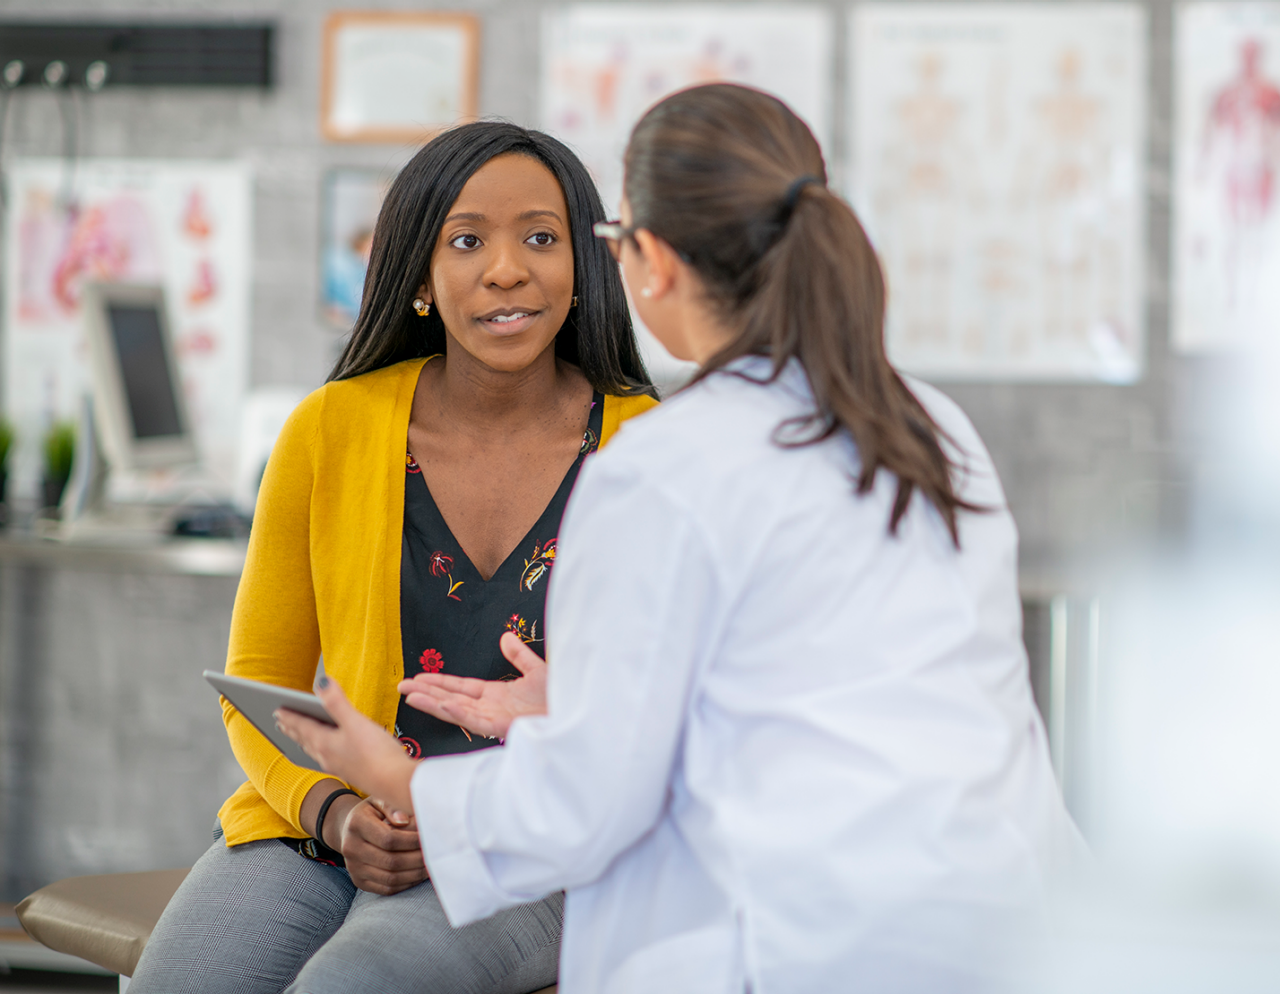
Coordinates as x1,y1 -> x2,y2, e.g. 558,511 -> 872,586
218,389 -> 337,839
601,392 -> 659,446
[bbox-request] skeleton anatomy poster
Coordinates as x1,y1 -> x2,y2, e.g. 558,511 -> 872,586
1174,3 -> 1280,352
541,4 -> 832,390
851,4 -> 1147,382
541,4 -> 833,212
4,159 -> 251,492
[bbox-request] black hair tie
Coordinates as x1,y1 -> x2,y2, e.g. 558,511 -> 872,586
782,174 -> 822,218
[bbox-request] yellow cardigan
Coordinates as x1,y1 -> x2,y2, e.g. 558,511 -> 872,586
218,358 -> 657,845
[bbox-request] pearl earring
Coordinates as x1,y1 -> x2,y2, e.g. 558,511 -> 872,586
412,298 -> 430,317
640,287 -> 653,298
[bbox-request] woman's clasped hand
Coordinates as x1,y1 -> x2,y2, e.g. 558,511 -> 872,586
314,794 -> 424,896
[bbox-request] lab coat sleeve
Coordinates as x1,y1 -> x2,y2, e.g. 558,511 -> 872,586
412,457 -> 720,926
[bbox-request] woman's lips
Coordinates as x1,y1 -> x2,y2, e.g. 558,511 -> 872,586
479,310 -> 539,335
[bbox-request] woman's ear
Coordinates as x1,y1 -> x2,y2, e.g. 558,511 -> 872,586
415,281 -> 433,305
631,229 -> 680,300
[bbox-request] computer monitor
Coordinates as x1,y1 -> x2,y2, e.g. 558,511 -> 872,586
82,282 -> 197,471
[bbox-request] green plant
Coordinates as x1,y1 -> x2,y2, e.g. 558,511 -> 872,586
0,419 -> 12,471
43,421 -> 75,481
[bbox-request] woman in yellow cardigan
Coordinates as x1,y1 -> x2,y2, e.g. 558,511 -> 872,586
130,123 -> 656,994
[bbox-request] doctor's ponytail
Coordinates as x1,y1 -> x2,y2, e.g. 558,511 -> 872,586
624,84 -> 976,545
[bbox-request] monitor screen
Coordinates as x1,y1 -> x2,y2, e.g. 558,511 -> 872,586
106,304 -> 184,439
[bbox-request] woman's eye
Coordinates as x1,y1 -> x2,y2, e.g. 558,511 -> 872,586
449,234 -> 480,250
527,231 -> 556,247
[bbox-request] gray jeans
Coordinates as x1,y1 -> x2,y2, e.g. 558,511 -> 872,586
128,822 -> 562,994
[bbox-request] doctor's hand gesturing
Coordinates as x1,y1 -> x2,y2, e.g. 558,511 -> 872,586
399,632 -> 548,741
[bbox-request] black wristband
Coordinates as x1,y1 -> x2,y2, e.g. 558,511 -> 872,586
313,787 -> 358,850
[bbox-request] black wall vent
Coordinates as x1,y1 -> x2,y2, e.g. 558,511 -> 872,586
0,23 -> 274,88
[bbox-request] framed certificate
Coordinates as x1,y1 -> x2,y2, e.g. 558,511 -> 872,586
321,11 -> 481,143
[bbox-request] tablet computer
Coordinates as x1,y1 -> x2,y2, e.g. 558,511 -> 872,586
204,670 -> 335,772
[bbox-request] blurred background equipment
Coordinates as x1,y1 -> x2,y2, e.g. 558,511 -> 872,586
0,22 -> 273,89
81,283 -> 194,476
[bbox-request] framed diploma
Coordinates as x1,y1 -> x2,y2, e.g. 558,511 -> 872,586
321,11 -> 481,143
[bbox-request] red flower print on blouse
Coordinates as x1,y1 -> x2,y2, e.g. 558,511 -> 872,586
394,722 -> 423,759
428,551 -> 464,600
406,450 -> 421,474
429,551 -> 452,577
399,735 -> 422,759
419,648 -> 444,673
505,613 -> 539,644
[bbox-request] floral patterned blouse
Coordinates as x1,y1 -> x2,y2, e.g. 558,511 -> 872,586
284,392 -> 604,867
396,392 -> 604,759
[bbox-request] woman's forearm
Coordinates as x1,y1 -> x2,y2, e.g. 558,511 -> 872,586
299,778 -> 359,845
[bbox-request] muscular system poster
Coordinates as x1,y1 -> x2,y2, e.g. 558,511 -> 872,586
850,4 -> 1147,382
1174,3 -> 1280,352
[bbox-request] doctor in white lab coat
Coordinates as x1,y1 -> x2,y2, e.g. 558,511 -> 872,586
278,83 -> 1079,994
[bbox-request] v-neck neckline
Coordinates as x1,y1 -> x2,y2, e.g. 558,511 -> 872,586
405,393 -> 603,584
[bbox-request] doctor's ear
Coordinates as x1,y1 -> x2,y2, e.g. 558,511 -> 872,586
631,229 -> 681,299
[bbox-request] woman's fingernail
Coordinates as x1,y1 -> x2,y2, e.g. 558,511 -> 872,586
318,676 -> 330,689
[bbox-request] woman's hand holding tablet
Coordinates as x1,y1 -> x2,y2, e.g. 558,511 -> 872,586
274,677 -> 418,817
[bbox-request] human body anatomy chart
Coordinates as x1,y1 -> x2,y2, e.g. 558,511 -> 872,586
851,4 -> 1147,382
541,5 -> 832,392
1174,3 -> 1280,352
541,4 -> 832,211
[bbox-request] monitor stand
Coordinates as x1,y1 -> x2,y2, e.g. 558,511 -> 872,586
60,395 -> 110,523
53,397 -> 174,545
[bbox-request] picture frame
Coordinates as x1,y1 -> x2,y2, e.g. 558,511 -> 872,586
321,10 -> 481,143
319,168 -> 390,327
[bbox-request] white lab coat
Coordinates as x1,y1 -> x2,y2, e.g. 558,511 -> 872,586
413,359 -> 1077,994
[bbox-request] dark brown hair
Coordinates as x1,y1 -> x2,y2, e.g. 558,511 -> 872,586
329,121 -> 653,397
624,83 -> 976,544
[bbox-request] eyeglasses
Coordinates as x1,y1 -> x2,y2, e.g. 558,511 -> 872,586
592,220 -> 636,261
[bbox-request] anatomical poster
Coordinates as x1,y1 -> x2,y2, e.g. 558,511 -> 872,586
541,4 -> 833,212
1174,3 -> 1280,352
850,4 -> 1147,382
541,4 -> 832,392
4,159 -> 251,493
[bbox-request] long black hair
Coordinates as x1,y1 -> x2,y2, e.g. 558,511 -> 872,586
328,121 -> 653,397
